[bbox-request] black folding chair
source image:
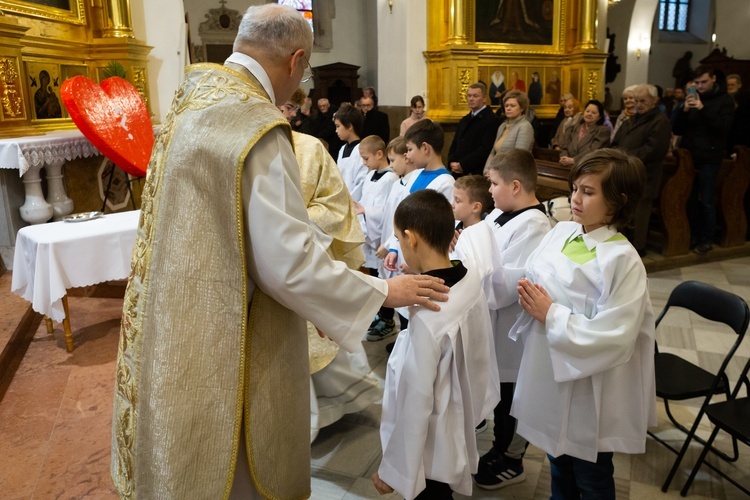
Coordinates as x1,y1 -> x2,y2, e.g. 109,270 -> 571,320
647,280 -> 750,492
681,355 -> 750,496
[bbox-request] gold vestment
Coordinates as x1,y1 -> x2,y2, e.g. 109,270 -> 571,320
112,63 -> 311,500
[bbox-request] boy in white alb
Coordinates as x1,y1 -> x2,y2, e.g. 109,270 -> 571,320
372,190 -> 501,500
368,137 -> 419,341
334,103 -> 367,201
354,135 -> 398,276
513,149 -> 656,498
470,149 -> 552,490
383,119 -> 455,276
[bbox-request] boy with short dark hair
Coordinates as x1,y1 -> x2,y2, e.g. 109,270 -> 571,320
383,120 -> 454,273
471,148 -> 552,490
334,103 -> 367,201
372,189 -> 500,500
452,174 -> 493,231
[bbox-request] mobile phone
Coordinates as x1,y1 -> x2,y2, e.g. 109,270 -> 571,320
687,86 -> 698,99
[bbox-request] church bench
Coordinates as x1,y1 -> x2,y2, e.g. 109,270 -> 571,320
717,146 -> 750,247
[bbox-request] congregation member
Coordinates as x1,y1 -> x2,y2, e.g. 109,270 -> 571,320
512,149 -> 656,500
110,5 -> 450,499
550,96 -> 580,150
673,65 -> 735,255
314,97 -> 344,158
611,84 -> 637,140
612,84 -> 672,256
559,100 -> 611,167
448,82 -> 501,177
400,95 -> 427,136
484,90 -> 535,169
362,95 -> 391,143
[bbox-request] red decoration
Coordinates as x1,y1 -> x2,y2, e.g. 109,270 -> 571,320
62,76 -> 153,177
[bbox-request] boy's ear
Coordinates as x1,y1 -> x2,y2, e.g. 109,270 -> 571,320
512,179 -> 522,195
471,200 -> 483,214
403,229 -> 418,249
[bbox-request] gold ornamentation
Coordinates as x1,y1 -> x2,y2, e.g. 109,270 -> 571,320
587,69 -> 599,101
458,68 -> 472,104
0,57 -> 23,118
0,0 -> 85,25
132,67 -> 148,108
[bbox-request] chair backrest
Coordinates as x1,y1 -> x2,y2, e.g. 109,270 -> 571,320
656,280 -> 750,337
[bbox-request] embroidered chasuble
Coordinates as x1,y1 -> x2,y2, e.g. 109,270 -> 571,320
112,63 -> 313,500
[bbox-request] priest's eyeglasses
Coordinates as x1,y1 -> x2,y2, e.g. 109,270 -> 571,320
300,55 -> 314,83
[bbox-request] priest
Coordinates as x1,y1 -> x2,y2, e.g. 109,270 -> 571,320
110,4 -> 449,499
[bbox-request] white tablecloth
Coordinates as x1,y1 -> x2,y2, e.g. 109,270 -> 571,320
0,129 -> 100,176
11,210 -> 140,322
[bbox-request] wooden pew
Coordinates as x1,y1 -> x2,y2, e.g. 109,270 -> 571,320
717,145 -> 750,247
533,147 -> 571,201
654,149 -> 694,257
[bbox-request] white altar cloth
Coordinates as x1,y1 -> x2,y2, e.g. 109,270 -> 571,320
11,210 -> 139,322
0,129 -> 100,176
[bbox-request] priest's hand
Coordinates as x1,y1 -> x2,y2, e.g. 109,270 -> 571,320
383,274 -> 449,312
371,471 -> 394,495
518,278 -> 552,324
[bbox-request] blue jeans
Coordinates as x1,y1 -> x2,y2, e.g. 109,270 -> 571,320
548,452 -> 615,500
687,163 -> 719,245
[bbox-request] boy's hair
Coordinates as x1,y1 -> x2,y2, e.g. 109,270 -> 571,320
454,175 -> 493,214
333,103 -> 363,138
569,148 -> 645,229
693,64 -> 715,79
394,190 -> 455,256
403,119 -> 444,155
289,88 -> 306,107
486,149 -> 538,193
387,136 -> 407,156
360,135 -> 386,155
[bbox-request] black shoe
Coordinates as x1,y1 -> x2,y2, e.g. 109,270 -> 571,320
473,459 -> 526,490
693,242 -> 712,255
475,419 -> 487,434
385,341 -> 395,354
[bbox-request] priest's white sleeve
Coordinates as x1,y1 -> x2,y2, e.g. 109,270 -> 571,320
242,128 -> 386,352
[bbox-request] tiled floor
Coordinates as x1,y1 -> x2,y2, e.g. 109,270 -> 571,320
2,258 -> 750,499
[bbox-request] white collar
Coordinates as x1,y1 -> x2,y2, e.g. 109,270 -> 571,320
225,52 -> 276,105
568,224 -> 619,251
472,105 -> 487,116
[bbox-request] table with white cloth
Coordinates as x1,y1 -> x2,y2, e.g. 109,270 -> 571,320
11,210 -> 139,351
0,130 -> 100,224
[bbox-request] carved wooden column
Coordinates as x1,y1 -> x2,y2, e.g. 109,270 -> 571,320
102,0 -> 135,39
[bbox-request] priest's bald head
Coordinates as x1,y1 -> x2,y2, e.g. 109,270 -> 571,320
233,4 -> 313,106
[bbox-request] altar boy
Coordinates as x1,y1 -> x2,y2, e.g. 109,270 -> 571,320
373,190 -> 501,500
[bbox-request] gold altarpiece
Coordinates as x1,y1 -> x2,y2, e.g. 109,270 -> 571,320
0,0 -> 151,137
425,0 -> 607,122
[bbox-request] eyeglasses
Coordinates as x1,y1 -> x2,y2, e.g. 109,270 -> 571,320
300,55 -> 314,83
283,103 -> 300,113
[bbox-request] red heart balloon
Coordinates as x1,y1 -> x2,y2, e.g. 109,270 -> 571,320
61,76 -> 153,177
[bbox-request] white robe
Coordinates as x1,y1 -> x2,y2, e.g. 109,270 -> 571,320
509,222 -> 657,462
379,266 -> 501,499
337,142 -> 367,202
359,167 -> 398,269
485,208 -> 551,382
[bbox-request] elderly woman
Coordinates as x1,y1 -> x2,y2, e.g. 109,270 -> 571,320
612,84 -> 673,255
559,99 -> 611,166
612,84 -> 638,140
550,96 -> 580,150
485,90 -> 535,168
399,95 -> 426,136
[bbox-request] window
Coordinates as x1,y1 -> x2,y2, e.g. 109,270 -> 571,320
278,0 -> 314,34
658,0 -> 690,32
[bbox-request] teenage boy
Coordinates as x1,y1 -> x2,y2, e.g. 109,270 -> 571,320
334,103 -> 367,201
373,190 -> 501,500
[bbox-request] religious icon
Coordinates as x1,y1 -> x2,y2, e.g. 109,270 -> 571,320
545,69 -> 561,105
528,71 -> 543,105
33,69 -> 62,119
489,69 -> 506,105
475,0 -> 555,45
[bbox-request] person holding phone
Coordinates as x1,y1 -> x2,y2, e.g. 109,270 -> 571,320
673,65 -> 735,255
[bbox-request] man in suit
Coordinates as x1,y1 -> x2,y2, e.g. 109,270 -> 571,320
361,95 -> 390,143
448,82 -> 501,177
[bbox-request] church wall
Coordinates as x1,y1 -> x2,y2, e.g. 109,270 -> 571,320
131,0 -> 188,123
